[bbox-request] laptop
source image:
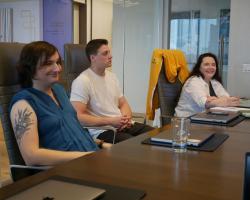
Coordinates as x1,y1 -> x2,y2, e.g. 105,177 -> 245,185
7,179 -> 106,200
150,129 -> 214,147
243,152 -> 250,200
190,111 -> 240,124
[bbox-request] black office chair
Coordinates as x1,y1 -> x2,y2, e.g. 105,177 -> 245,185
157,60 -> 183,126
0,42 -> 49,181
63,43 -> 90,93
64,43 -> 117,143
243,152 -> 250,200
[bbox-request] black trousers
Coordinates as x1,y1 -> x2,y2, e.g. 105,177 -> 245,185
97,122 -> 154,144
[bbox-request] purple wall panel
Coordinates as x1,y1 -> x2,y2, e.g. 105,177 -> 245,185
43,0 -> 72,57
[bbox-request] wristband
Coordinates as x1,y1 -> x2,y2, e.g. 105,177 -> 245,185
98,140 -> 104,149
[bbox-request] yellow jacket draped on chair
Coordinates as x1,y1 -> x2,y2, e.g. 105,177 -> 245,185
146,49 -> 190,120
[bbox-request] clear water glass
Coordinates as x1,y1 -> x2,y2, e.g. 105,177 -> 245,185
171,117 -> 190,153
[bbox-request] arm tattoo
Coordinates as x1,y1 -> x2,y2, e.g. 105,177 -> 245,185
14,107 -> 33,144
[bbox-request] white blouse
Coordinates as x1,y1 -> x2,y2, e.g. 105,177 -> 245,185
175,76 -> 229,117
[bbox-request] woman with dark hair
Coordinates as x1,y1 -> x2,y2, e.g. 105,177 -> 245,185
9,41 -> 110,166
175,52 -> 239,117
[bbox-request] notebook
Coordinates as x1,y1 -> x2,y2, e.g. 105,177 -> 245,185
7,179 -> 106,200
190,111 -> 240,124
210,106 -> 250,113
239,98 -> 250,108
150,129 -> 214,147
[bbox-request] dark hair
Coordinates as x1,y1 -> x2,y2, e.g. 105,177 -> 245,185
189,52 -> 222,83
85,39 -> 108,62
17,41 -> 62,88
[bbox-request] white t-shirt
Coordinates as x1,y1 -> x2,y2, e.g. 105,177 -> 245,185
175,76 -> 229,117
70,68 -> 123,138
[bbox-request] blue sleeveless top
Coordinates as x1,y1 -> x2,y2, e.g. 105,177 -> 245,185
9,84 -> 98,152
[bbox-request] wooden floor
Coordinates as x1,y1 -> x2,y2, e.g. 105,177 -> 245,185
0,122 -> 12,187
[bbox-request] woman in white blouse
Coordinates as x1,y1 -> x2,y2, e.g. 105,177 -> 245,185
175,52 -> 239,117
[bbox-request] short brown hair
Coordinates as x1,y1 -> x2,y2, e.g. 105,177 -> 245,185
17,41 -> 61,88
85,39 -> 108,62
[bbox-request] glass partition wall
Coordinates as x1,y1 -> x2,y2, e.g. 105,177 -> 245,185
97,0 -> 231,114
169,0 -> 231,86
112,0 -> 163,113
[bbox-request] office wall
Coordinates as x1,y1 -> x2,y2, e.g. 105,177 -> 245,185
73,3 -> 80,44
91,0 -> 113,46
227,0 -> 250,98
0,0 -> 42,42
43,0 -> 73,56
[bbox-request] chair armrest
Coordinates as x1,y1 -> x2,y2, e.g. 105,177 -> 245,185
85,125 -> 117,133
84,125 -> 117,144
9,165 -> 52,182
10,164 -> 52,170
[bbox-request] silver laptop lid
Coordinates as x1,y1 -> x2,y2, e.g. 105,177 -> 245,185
190,111 -> 240,123
7,179 -> 106,200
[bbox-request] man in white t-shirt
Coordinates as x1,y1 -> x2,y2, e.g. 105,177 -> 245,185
70,39 -> 153,143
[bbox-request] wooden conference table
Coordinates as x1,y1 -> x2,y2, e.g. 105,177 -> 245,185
1,120 -> 250,200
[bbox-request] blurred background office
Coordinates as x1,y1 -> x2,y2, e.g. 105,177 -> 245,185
0,0 -> 250,187
0,0 -> 249,115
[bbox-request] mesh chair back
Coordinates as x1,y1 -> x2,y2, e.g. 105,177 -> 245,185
157,62 -> 183,126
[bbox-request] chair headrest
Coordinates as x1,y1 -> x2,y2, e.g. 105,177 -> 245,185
64,43 -> 90,74
0,42 -> 25,86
